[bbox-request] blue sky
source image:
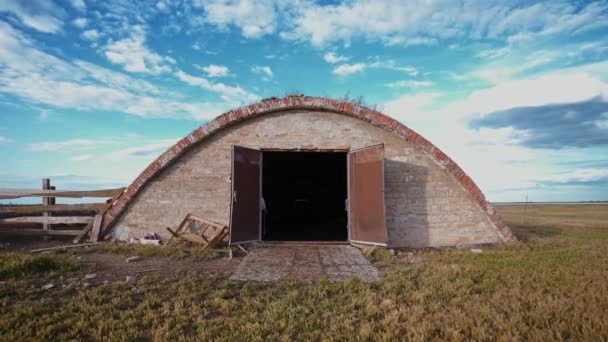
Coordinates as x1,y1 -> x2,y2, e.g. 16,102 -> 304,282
0,0 -> 607,202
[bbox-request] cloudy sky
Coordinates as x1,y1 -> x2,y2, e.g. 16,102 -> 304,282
0,0 -> 607,202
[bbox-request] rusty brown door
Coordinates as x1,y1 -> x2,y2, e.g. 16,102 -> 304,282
348,144 -> 388,246
229,145 -> 262,245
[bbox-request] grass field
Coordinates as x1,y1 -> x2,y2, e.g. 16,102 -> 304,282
1,204 -> 607,341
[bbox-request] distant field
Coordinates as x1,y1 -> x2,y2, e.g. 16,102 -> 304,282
498,203 -> 608,231
0,204 -> 606,340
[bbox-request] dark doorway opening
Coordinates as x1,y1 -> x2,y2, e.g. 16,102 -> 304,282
262,151 -> 348,241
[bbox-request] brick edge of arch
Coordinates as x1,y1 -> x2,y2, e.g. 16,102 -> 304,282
101,95 -> 516,243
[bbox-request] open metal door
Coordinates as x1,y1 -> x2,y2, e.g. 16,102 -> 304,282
229,145 -> 262,245
348,144 -> 388,246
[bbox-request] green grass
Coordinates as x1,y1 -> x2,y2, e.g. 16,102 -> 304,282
0,204 -> 607,340
0,252 -> 79,280
77,243 -> 220,261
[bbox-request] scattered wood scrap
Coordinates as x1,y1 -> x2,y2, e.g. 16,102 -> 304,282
30,242 -> 99,253
165,214 -> 228,251
73,220 -> 94,244
88,215 -> 103,243
236,245 -> 248,255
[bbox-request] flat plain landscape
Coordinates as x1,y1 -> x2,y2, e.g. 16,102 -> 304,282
1,204 -> 607,340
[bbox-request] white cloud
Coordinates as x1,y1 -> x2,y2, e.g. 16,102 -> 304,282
251,65 -> 274,79
382,67 -> 608,200
466,49 -> 560,84
594,112 -> 608,129
323,52 -> 349,64
0,22 -> 227,120
81,29 -> 100,41
332,63 -> 366,76
282,1 -> 608,47
192,42 -> 201,50
3,76 -> 181,118
197,0 -> 282,38
0,0 -> 63,33
383,92 -> 441,121
386,71 -> 608,129
27,139 -> 108,152
108,139 -> 178,161
476,47 -> 510,59
103,25 -> 173,74
386,80 -> 434,88
383,36 -> 437,47
384,90 -> 540,199
72,154 -> 93,161
198,64 -> 230,78
0,136 -> 12,143
70,0 -> 86,12
332,59 -> 417,77
537,168 -> 608,184
72,18 -> 87,28
369,59 -> 418,75
464,73 -> 608,117
73,60 -> 160,95
156,1 -> 168,11
175,69 -> 258,103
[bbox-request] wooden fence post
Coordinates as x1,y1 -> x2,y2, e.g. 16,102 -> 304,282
42,178 -> 53,240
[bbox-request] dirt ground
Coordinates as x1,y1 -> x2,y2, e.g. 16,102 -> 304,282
77,253 -> 239,284
1,237 -> 240,285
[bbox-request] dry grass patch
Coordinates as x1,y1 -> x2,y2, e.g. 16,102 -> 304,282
77,243 -> 220,261
0,204 -> 607,340
0,252 -> 79,280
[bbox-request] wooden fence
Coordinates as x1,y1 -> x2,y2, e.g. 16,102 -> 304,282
0,179 -> 125,243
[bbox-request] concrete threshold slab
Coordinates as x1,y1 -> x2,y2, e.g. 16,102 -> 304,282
229,245 -> 380,282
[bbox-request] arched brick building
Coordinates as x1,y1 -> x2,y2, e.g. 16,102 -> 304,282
102,95 -> 515,247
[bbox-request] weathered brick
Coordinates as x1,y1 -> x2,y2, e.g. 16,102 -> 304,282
107,108 -> 513,247
102,97 -> 515,244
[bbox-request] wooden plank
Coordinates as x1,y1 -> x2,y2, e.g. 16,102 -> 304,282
73,219 -> 95,243
176,213 -> 192,234
180,233 -> 209,244
88,214 -> 103,242
0,229 -> 83,236
0,203 -> 111,214
0,216 -> 93,224
202,227 -> 228,251
30,242 -> 99,253
165,227 -> 179,246
0,187 -> 125,199
188,215 -> 225,230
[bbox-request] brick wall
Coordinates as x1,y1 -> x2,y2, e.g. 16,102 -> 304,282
111,110 -> 506,247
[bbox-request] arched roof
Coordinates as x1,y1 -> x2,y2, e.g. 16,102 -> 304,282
101,95 -> 515,243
